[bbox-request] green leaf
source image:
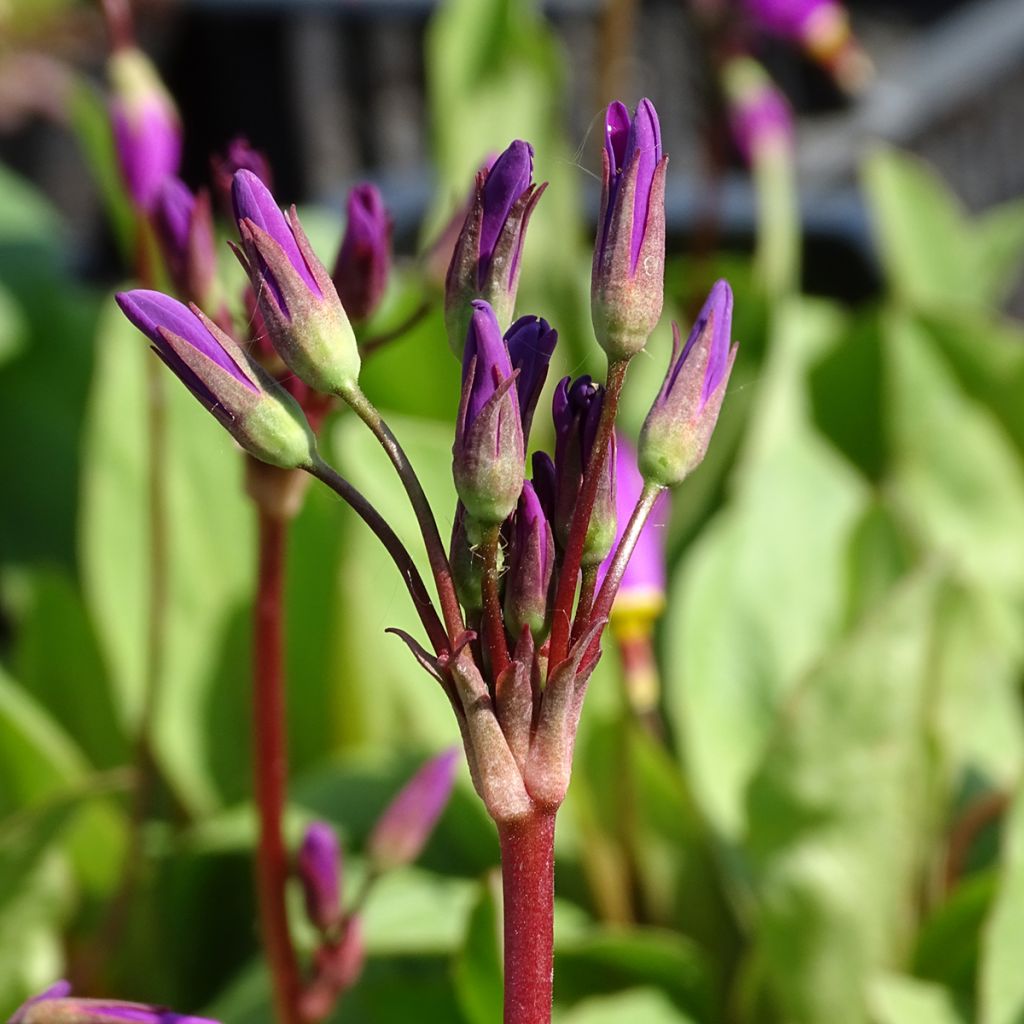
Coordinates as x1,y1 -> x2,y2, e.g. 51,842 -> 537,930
80,294 -> 254,812
0,162 -> 61,248
979,789 -> 1024,1024
667,298 -> 867,837
744,570 -> 944,1024
0,282 -> 26,367
867,973 -> 967,1024
453,874 -> 504,1024
557,988 -> 698,1024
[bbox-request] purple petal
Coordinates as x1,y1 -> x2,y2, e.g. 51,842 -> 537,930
505,314 -> 557,435
599,101 -> 632,256
622,98 -> 662,270
112,99 -> 182,211
297,821 -> 342,930
462,300 -> 514,428
531,451 -> 557,523
671,279 -> 734,406
478,140 -> 533,281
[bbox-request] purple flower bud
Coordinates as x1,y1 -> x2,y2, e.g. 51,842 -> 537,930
504,481 -> 555,640
331,183 -> 393,324
724,58 -> 794,164
444,140 -> 545,357
744,0 -> 836,43
116,289 -> 315,469
210,136 -> 274,218
552,376 -> 617,565
531,451 -> 557,524
505,315 -> 558,446
152,177 -> 218,305
597,435 -> 669,617
108,48 -> 182,212
232,170 -> 360,395
297,821 -> 343,934
639,280 -> 738,487
367,748 -> 459,870
592,98 -> 668,360
8,983 -> 218,1024
453,300 -> 525,525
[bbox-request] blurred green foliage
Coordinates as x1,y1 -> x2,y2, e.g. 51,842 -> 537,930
2,0 -> 1024,1022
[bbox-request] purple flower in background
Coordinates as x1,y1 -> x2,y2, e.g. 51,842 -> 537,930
453,300 -> 525,526
638,279 -> 738,487
108,48 -> 182,211
367,748 -> 459,870
151,177 -> 217,304
724,57 -> 794,164
743,0 -> 835,40
505,314 -> 558,445
232,169 -> 361,395
297,821 -> 343,934
116,289 -> 315,469
591,98 -> 668,360
8,982 -> 219,1024
597,435 -> 669,617
211,136 -> 274,216
332,183 -> 393,323
504,481 -> 556,641
445,140 -> 545,356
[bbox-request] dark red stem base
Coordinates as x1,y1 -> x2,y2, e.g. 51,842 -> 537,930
254,510 -> 303,1024
499,810 -> 557,1024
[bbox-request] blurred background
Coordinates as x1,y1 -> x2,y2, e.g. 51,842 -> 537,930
1,1 -> 1024,1023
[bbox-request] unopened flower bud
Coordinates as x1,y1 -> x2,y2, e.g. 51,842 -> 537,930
232,169 -> 360,396
9,982 -> 218,1024
108,47 -> 182,212
592,98 -> 667,360
152,177 -> 218,305
211,137 -> 274,219
639,280 -> 738,487
453,301 -> 525,525
367,748 -> 459,871
332,183 -> 393,324
297,821 -> 343,934
505,314 -> 557,446
552,376 -> 616,565
116,289 -> 316,469
723,57 -> 794,165
445,141 -> 545,357
504,481 -> 555,640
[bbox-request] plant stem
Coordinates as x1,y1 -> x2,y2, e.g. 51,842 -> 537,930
499,810 -> 557,1024
253,509 -> 303,1024
570,565 -> 598,645
481,524 -> 510,676
548,359 -> 629,668
340,385 -> 465,642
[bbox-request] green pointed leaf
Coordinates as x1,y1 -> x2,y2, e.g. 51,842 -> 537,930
557,988 -> 698,1024
453,874 -> 504,1024
868,973 -> 967,1024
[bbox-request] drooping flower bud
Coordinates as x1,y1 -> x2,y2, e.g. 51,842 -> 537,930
366,748 -> 459,871
116,289 -> 316,469
297,821 -> 343,934
450,503 -> 484,614
723,57 -> 794,165
151,177 -> 218,305
453,301 -> 525,526
211,137 -> 274,218
444,141 -> 545,357
107,47 -> 182,212
504,481 -> 555,640
9,982 -> 219,1024
332,183 -> 393,324
232,170 -> 360,396
552,376 -> 617,565
591,98 -> 667,361
505,314 -> 558,446
639,280 -> 738,487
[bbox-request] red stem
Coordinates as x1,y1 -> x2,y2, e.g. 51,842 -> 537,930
548,360 -> 629,668
481,525 -> 511,676
499,811 -> 556,1024
254,510 -> 303,1024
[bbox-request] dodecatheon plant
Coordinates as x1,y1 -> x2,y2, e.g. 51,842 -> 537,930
450,502 -> 484,614
445,140 -> 545,356
366,747 -> 459,871
8,982 -> 219,1024
116,290 -> 316,469
505,314 -> 558,445
231,169 -> 361,396
151,177 -> 218,306
591,98 -> 668,361
297,822 -> 343,935
107,47 -> 182,213
211,136 -> 274,217
332,183 -> 393,324
552,376 -> 617,566
723,57 -> 795,165
639,279 -> 738,488
453,300 -> 525,526
505,481 -> 556,641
